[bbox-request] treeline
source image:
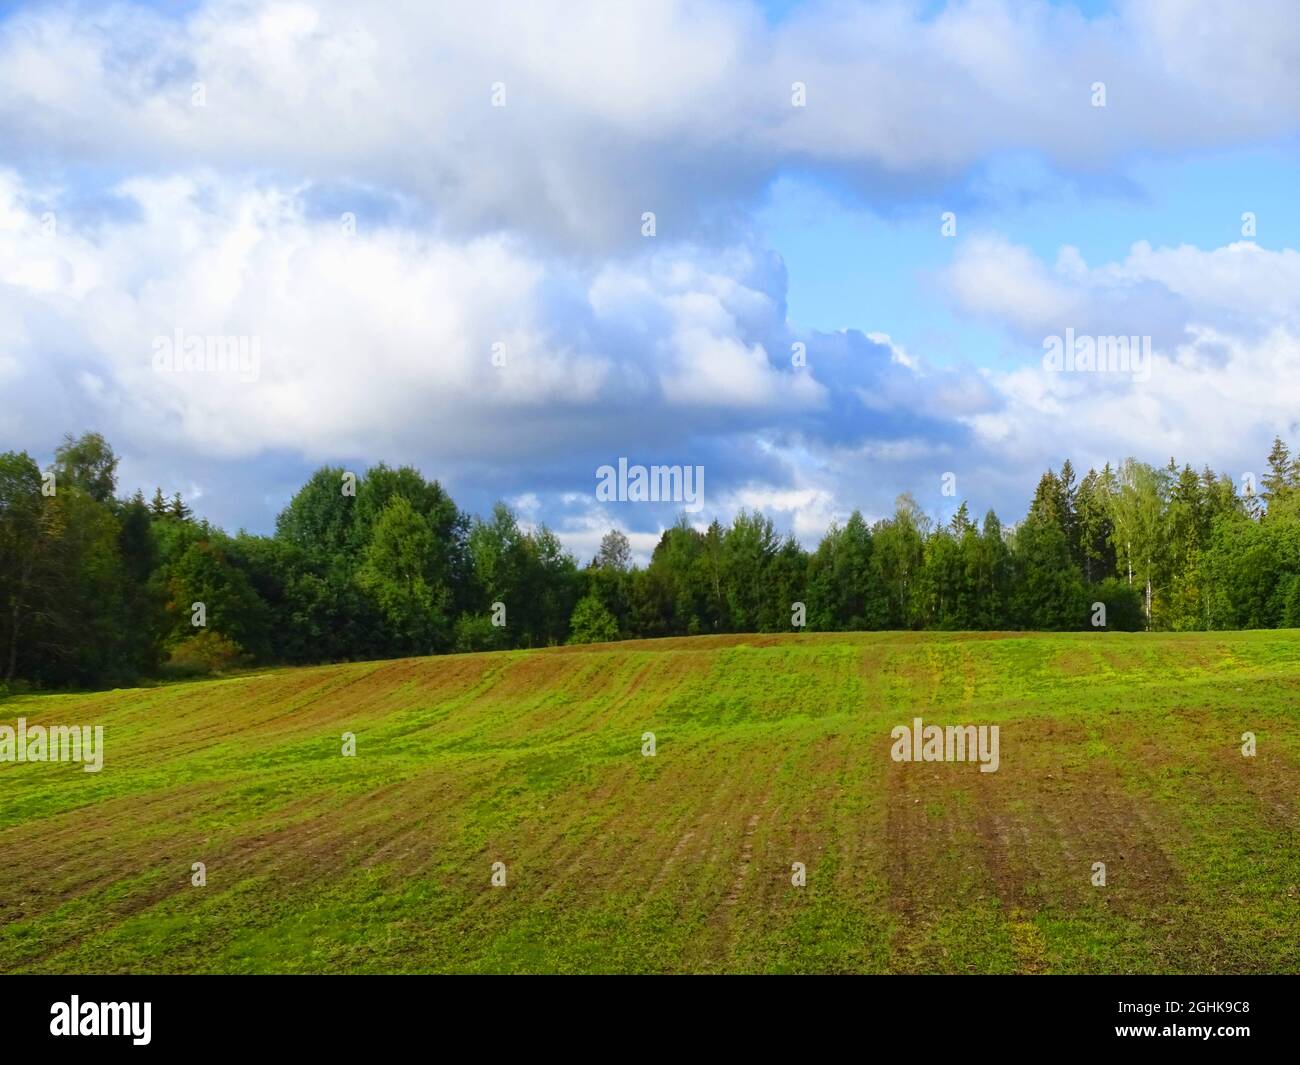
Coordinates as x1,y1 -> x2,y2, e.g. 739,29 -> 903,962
4,432 -> 1300,689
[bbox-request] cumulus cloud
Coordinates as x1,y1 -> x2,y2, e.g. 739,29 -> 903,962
0,156 -> 1007,543
942,232 -> 1300,360
3,172 -> 830,441
3,1 -> 1300,250
7,157 -> 1299,550
3,0 -> 1300,554
0,168 -> 846,526
942,234 -> 1300,488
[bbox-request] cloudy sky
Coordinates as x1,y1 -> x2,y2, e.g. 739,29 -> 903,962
2,0 -> 1299,562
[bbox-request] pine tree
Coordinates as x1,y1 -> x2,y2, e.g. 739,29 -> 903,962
1075,468 -> 1116,583
950,501 -> 973,536
1010,512 -> 1086,630
170,492 -> 192,522
1262,436 -> 1294,516
1058,460 -> 1080,563
970,511 -> 1011,629
149,487 -> 169,518
1167,464 -> 1206,629
1028,470 -> 1064,526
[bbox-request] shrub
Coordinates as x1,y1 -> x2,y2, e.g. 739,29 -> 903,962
161,630 -> 249,678
567,594 -> 620,645
454,611 -> 511,653
1282,573 -> 1300,628
1090,578 -> 1145,631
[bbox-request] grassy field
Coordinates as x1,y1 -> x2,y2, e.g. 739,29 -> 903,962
1,630 -> 1297,974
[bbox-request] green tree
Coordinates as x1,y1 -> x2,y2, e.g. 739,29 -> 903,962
567,594 -> 620,644
0,452 -> 55,682
764,534 -> 808,632
1010,514 -> 1087,630
594,529 -> 632,572
352,463 -> 467,601
1262,436 -> 1296,516
526,524 -> 580,646
53,432 -> 118,504
356,495 -> 451,653
1108,460 -> 1169,629
917,526 -> 966,629
583,529 -> 634,636
642,517 -> 706,635
162,538 -> 270,658
149,487 -> 169,518
1165,464 -> 1207,630
967,511 -> 1011,629
460,503 -> 571,649
871,494 -> 927,628
721,510 -> 780,631
276,466 -> 356,562
695,520 -> 727,633
1075,466 -> 1117,583
1091,577 -> 1144,631
117,491 -> 164,673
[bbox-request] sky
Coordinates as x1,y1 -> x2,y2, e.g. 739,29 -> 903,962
1,0 -> 1299,563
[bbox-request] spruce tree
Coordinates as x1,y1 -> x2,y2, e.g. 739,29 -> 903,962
1262,436 -> 1294,516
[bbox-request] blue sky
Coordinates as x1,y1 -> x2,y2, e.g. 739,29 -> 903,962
761,143 -> 1300,368
767,149 -> 1300,322
2,0 -> 1299,562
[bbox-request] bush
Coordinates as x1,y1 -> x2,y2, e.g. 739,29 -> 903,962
567,594 -> 620,645
0,679 -> 38,698
1090,578 -> 1145,631
454,611 -> 511,653
1282,573 -> 1300,628
161,630 -> 249,678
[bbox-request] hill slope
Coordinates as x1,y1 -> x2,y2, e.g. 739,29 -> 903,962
2,631 -> 1297,974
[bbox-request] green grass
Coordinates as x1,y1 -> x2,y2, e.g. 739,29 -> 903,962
1,630 -> 1297,974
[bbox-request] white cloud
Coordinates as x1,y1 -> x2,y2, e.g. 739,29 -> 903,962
2,1 -> 1299,250
4,1 -> 1300,554
945,235 -> 1081,333
0,169 -> 821,478
945,235 -> 1300,488
944,233 -> 1300,346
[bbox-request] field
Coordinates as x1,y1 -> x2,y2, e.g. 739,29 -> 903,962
1,631 -> 1297,974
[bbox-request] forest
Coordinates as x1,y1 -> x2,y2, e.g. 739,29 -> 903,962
3,431 -> 1300,689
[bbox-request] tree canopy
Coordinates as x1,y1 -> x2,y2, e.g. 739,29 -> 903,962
4,431 -> 1299,690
